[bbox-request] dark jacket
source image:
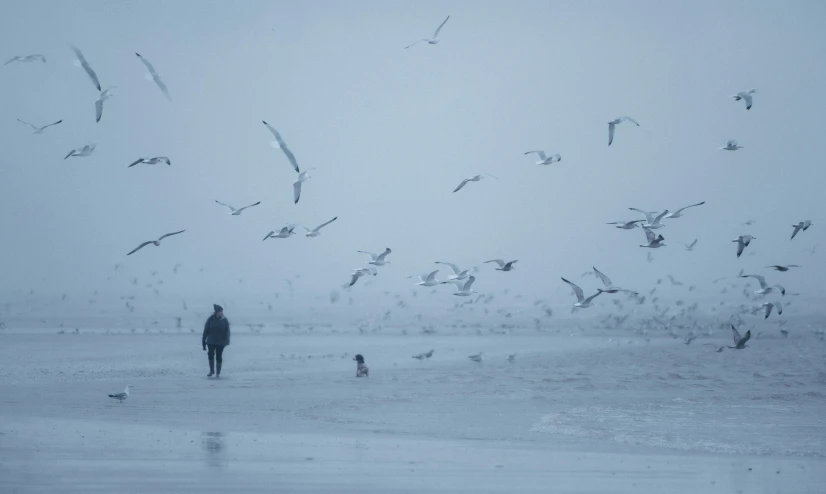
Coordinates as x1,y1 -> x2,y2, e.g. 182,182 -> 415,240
202,315 -> 230,346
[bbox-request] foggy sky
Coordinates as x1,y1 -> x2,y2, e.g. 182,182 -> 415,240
1,0 -> 824,313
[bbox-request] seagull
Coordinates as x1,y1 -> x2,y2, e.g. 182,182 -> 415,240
607,116 -> 640,146
791,220 -> 813,240
467,352 -> 485,363
405,15 -> 450,49
349,267 -> 376,287
484,259 -> 518,271
729,324 -> 751,349
64,143 -> 96,159
721,139 -> 742,151
766,265 -> 800,272
665,201 -> 705,219
215,200 -> 261,216
69,45 -> 101,91
524,150 -> 562,165
358,248 -> 392,266
4,54 -> 46,65
561,277 -> 602,308
95,87 -> 115,123
761,301 -> 783,319
127,230 -> 185,255
733,235 -> 755,258
303,216 -> 337,237
128,156 -> 171,167
16,118 -> 62,134
740,274 -> 785,296
435,262 -> 469,280
606,220 -> 643,229
506,354 -> 516,363
135,52 -> 171,101
629,208 -> 668,229
592,267 -> 638,295
262,120 -> 299,172
293,169 -> 315,204
731,89 -> 756,110
412,349 -> 435,360
262,226 -> 296,240
453,174 -> 498,193
409,270 -> 440,287
452,276 -> 477,296
684,239 -> 698,251
640,227 -> 665,248
108,384 -> 133,403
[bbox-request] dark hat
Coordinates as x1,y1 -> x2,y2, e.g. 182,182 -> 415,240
213,304 -> 223,312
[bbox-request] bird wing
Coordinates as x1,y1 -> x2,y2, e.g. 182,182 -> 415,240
740,330 -> 751,346
524,150 -> 547,160
238,201 -> 261,212
453,178 -> 470,193
159,157 -> 171,165
673,201 -> 705,215
41,120 -> 62,130
731,324 -> 742,345
4,56 -> 20,65
70,45 -> 101,91
314,216 -> 338,231
108,392 -> 127,399
688,239 -> 698,248
215,200 -> 236,212
262,121 -> 299,172
791,224 -> 802,239
776,301 -> 783,314
643,227 -> 656,244
293,180 -> 302,204
741,93 -> 753,109
158,230 -> 186,241
622,116 -> 640,126
629,208 -> 655,223
127,241 -> 153,256
736,240 -> 745,257
404,39 -> 428,49
462,275 -> 476,291
653,210 -> 669,224
16,118 -> 37,130
358,250 -> 378,261
742,274 -> 767,289
485,259 -> 505,268
582,291 -> 602,304
561,277 -> 584,302
433,15 -> 450,38
424,270 -> 439,282
592,267 -> 613,288
349,272 -> 363,286
608,122 -> 615,146
764,303 -> 773,319
95,98 -> 104,123
127,158 -> 144,167
64,148 -> 77,159
376,248 -> 392,261
435,262 -> 461,275
136,53 -> 171,101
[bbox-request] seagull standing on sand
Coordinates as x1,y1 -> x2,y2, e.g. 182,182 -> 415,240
733,235 -> 755,258
127,230 -> 185,255
640,227 -> 665,248
135,52 -> 171,101
128,157 -> 171,167
766,264 -> 800,272
592,267 -> 638,295
108,384 -> 133,403
452,276 -> 477,296
409,270 -> 440,287
485,259 -> 518,271
722,139 -> 742,151
524,150 -> 561,165
359,248 -> 392,266
405,15 -> 450,49
606,220 -> 643,229
665,201 -> 705,218
303,217 -> 337,237
95,88 -> 115,123
262,121 -> 300,173
761,302 -> 783,319
64,143 -> 96,159
607,116 -> 640,146
729,324 -> 751,349
740,274 -> 786,296
561,277 -> 602,308
16,118 -> 62,134
262,226 -> 295,240
69,45 -> 101,91
5,54 -> 46,65
791,220 -> 812,240
215,200 -> 261,216
293,169 -> 315,204
453,174 -> 498,193
731,89 -> 756,110
684,239 -> 698,251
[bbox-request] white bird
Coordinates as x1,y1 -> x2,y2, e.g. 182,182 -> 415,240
64,143 -> 96,159
95,87 -> 115,123
453,174 -> 498,193
684,239 -> 698,251
262,226 -> 295,240
607,116 -> 640,146
262,120 -> 299,172
16,118 -> 62,134
108,384 -> 133,403
791,220 -> 812,240
766,264 -> 800,272
359,248 -> 392,266
409,270 -> 440,287
665,201 -> 705,219
215,200 -> 261,216
452,276 -> 477,297
524,150 -> 561,165
629,208 -> 668,229
435,262 -> 468,280
405,15 -> 450,49
761,301 -> 783,319
731,89 -> 756,110
349,267 -> 377,287
127,230 -> 185,255
484,259 -> 518,271
293,169 -> 315,204
303,216 -> 337,237
69,45 -> 101,91
467,352 -> 485,363
4,54 -> 46,65
722,139 -> 742,151
606,220 -> 643,229
135,52 -> 171,101
733,235 -> 755,258
561,277 -> 602,308
729,324 -> 751,349
128,156 -> 171,167
740,274 -> 786,296
592,267 -> 638,295
640,227 -> 665,248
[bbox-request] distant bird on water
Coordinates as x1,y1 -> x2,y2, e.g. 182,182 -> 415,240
405,15 -> 450,49
468,352 -> 485,363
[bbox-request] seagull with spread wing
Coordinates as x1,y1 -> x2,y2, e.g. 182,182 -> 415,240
608,116 -> 639,146
16,118 -> 62,134
303,216 -> 337,237
69,45 -> 101,91
262,120 -> 299,172
135,52 -> 171,101
127,230 -> 185,255
215,200 -> 261,216
405,15 -> 450,49
561,277 -> 602,308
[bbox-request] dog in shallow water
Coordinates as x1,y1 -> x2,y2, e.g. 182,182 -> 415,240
353,354 -> 369,377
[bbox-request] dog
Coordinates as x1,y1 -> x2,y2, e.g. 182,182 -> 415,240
353,354 -> 369,377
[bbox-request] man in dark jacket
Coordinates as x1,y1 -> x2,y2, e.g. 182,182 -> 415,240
202,304 -> 230,377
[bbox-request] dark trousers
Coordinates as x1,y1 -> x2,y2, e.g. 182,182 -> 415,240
207,344 -> 225,374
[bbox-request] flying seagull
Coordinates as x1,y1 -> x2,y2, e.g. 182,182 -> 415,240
733,235 -> 755,258
5,54 -> 46,65
69,45 -> 101,91
262,120 -> 299,172
524,150 -> 561,165
16,118 -> 62,134
485,259 -> 518,271
629,208 -> 668,229
108,384 -> 133,403
215,200 -> 261,216
791,220 -> 812,240
405,15 -> 450,49
349,267 -> 376,287
293,169 -> 315,204
665,201 -> 705,219
561,277 -> 602,308
640,227 -> 665,248
729,324 -> 750,349
135,52 -> 171,101
358,248 -> 392,266
452,275 -> 477,296
606,220 -> 643,229
766,264 -> 800,272
303,216 -> 337,237
761,301 -> 783,319
263,226 -> 295,240
64,143 -> 96,159
607,116 -> 639,146
592,267 -> 638,295
684,239 -> 698,251
731,89 -> 756,110
95,88 -> 115,123
128,156 -> 170,167
435,262 -> 469,280
722,139 -> 742,151
127,230 -> 185,255
740,274 -> 785,296
409,270 -> 440,287
453,174 -> 498,193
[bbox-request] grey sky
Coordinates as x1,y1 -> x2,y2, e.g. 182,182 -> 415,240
1,0 -> 824,311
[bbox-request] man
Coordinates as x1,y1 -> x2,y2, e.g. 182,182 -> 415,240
202,304 -> 230,378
